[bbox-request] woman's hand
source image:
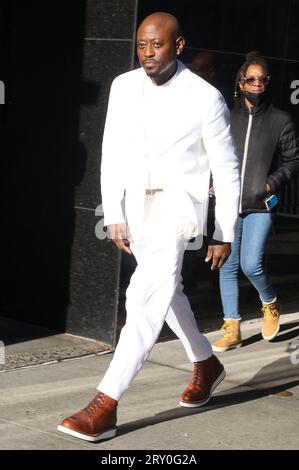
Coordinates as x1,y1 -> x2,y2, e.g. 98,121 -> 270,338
265,183 -> 271,194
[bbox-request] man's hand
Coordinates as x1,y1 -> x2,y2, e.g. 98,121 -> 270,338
205,240 -> 231,270
108,223 -> 133,255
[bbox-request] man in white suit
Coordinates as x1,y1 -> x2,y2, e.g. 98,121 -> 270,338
58,12 -> 240,442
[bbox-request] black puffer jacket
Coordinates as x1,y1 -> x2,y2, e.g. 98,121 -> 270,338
230,101 -> 299,214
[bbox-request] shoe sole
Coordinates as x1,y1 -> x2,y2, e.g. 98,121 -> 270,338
57,424 -> 117,442
179,368 -> 226,408
262,323 -> 280,341
212,343 -> 242,353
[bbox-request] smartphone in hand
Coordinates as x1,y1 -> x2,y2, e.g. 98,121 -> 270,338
264,194 -> 278,211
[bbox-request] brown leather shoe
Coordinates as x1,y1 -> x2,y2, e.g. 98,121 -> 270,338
57,392 -> 117,442
179,355 -> 225,408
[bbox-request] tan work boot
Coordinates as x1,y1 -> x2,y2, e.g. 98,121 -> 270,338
212,319 -> 242,352
57,392 -> 117,442
261,300 -> 280,341
179,355 -> 225,407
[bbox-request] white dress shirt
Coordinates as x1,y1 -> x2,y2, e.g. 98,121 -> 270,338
142,68 -> 180,189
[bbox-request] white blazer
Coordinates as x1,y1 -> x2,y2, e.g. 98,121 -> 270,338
101,61 -> 240,242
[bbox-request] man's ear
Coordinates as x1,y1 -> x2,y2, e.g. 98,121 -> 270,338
176,36 -> 185,55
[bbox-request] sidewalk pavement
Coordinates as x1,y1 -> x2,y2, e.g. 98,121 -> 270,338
0,312 -> 298,450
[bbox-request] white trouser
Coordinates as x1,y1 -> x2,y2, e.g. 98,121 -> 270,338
98,191 -> 212,401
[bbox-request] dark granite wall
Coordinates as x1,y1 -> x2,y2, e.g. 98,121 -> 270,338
0,0 -> 138,345
68,0 -> 138,343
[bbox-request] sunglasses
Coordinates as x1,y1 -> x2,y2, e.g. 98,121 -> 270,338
243,75 -> 270,85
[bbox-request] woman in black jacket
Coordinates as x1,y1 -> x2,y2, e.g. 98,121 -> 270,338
212,51 -> 299,352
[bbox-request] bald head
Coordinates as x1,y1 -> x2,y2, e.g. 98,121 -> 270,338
190,51 -> 216,83
137,12 -> 182,39
136,12 -> 185,86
